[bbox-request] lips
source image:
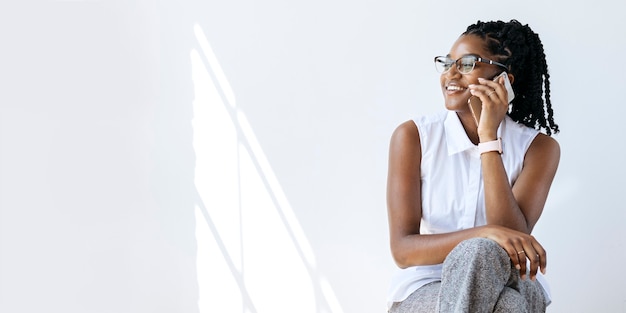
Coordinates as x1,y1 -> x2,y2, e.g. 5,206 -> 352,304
446,85 -> 466,91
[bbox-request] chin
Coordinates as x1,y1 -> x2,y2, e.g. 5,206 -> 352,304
444,99 -> 468,112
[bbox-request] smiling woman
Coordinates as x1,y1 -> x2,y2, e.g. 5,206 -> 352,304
386,20 -> 560,312
3,1 -> 626,312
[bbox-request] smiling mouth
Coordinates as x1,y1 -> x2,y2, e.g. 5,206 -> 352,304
446,85 -> 466,91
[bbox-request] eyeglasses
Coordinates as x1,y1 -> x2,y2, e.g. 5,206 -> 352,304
434,55 -> 508,74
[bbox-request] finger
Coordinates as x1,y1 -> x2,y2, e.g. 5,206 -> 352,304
478,76 -> 506,89
478,77 -> 507,104
524,237 -> 548,280
527,251 -> 541,280
515,248 -> 527,279
470,83 -> 505,106
503,246 -> 522,272
507,243 -> 526,279
478,77 -> 500,87
532,240 -> 547,274
521,244 -> 540,280
468,86 -> 496,103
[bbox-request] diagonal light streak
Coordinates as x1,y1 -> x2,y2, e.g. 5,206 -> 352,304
191,22 -> 344,313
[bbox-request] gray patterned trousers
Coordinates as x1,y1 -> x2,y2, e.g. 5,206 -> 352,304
390,238 -> 546,313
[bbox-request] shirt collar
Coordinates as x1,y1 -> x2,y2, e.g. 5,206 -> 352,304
444,111 -> 503,156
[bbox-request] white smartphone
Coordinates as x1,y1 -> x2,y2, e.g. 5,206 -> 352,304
468,72 -> 515,126
496,71 -> 515,103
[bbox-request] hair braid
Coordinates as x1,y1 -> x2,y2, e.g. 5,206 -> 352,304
463,20 -> 559,135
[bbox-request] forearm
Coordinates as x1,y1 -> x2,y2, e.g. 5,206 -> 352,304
480,151 -> 529,232
391,227 -> 487,268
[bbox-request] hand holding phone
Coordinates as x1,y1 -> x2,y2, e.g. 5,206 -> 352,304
468,72 -> 515,127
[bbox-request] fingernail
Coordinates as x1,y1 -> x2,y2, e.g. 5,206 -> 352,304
469,89 -> 475,95
515,264 -> 521,270
478,77 -> 486,81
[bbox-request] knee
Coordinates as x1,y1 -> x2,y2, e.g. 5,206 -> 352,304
458,237 -> 500,252
447,238 -> 508,264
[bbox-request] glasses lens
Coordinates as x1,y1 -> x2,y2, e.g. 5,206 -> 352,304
434,57 -> 453,73
458,56 -> 477,74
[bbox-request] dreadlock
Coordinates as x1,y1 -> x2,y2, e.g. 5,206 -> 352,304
463,20 -> 559,135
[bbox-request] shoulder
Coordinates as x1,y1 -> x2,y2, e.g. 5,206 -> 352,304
388,120 -> 422,187
525,133 -> 561,167
389,112 -> 447,155
388,120 -> 422,167
529,133 -> 560,154
390,120 -> 420,149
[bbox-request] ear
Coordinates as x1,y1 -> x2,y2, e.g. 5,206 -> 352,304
507,73 -> 515,85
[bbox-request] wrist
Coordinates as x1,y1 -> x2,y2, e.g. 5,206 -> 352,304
478,137 -> 502,155
478,131 -> 498,143
475,225 -> 493,238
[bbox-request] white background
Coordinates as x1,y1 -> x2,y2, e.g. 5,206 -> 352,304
1,1 -> 625,312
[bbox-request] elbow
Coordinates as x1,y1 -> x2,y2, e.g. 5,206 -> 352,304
392,254 -> 411,269
390,242 -> 411,269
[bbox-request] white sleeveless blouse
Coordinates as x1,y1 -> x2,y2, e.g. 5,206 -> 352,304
387,110 -> 551,308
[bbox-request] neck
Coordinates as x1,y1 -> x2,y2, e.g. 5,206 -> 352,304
456,111 -> 480,145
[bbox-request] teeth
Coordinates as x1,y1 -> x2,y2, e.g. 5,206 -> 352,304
447,85 -> 465,91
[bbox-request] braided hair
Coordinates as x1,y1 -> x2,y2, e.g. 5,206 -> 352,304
463,20 -> 559,135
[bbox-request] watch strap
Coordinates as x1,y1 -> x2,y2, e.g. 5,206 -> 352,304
478,138 -> 502,154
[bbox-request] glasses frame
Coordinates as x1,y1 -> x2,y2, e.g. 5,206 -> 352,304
434,54 -> 508,74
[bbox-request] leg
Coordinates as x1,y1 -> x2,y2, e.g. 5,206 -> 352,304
516,279 -> 546,312
498,274 -> 546,313
389,281 -> 440,313
493,287 -> 528,313
437,238 -> 512,312
495,252 -> 547,313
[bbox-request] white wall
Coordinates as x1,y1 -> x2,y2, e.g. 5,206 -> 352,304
0,1 -> 624,312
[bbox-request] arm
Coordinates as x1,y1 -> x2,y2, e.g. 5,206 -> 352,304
479,135 -> 559,279
468,77 -> 560,279
471,76 -> 561,234
480,134 -> 560,233
387,121 -> 487,268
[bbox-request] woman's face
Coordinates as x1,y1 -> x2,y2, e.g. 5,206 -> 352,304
440,34 -> 503,112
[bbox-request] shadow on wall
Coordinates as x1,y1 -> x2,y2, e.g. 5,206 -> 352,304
190,24 -> 344,313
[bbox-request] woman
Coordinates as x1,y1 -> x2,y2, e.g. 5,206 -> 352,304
386,20 -> 560,312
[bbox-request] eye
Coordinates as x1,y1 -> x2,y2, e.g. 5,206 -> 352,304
435,57 -> 454,72
459,56 -> 477,72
